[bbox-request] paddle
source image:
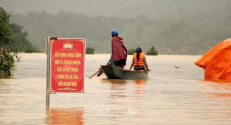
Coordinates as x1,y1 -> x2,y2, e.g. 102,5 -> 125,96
97,67 -> 103,77
88,62 -> 112,79
88,68 -> 101,79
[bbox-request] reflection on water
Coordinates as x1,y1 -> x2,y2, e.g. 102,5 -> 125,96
133,80 -> 146,101
0,54 -> 231,124
133,80 -> 146,85
197,80 -> 231,124
48,107 -> 83,125
107,79 -> 127,99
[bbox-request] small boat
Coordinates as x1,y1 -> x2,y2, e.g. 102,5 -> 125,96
101,64 -> 149,80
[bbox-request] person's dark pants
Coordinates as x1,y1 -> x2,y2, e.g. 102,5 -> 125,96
114,59 -> 126,67
134,65 -> 145,71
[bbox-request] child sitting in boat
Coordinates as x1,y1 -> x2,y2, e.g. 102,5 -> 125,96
129,47 -> 150,71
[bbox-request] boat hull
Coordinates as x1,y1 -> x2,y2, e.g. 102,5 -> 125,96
101,64 -> 148,80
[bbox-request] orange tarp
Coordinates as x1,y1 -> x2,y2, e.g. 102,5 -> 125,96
195,38 -> 231,80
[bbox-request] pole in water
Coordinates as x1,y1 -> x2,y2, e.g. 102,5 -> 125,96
46,37 -> 51,108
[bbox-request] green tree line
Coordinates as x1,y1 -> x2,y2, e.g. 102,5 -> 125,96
10,10 -> 231,55
128,46 -> 158,55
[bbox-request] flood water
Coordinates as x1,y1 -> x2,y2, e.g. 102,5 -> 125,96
0,53 -> 231,125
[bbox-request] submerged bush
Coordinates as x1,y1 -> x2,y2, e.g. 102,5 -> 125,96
86,47 -> 95,54
128,48 -> 136,55
146,46 -> 158,55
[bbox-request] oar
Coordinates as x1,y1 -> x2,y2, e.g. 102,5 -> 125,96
97,62 -> 113,77
97,68 -> 103,77
88,68 -> 101,79
88,62 -> 112,79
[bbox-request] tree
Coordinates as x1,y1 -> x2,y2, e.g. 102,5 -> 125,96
0,7 -> 20,76
146,46 -> 158,55
10,8 -> 231,55
9,23 -> 40,53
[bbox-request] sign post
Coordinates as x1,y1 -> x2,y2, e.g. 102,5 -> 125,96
46,37 -> 85,107
46,37 -> 51,108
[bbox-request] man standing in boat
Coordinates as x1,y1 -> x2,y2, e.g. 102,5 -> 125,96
109,29 -> 128,69
129,47 -> 150,71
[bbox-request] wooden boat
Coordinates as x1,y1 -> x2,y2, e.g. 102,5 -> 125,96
101,64 -> 149,80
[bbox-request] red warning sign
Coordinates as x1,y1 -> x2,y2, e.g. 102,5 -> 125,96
50,39 -> 85,93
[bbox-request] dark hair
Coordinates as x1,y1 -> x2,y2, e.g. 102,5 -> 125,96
136,47 -> 142,61
136,51 -> 140,61
112,34 -> 118,37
